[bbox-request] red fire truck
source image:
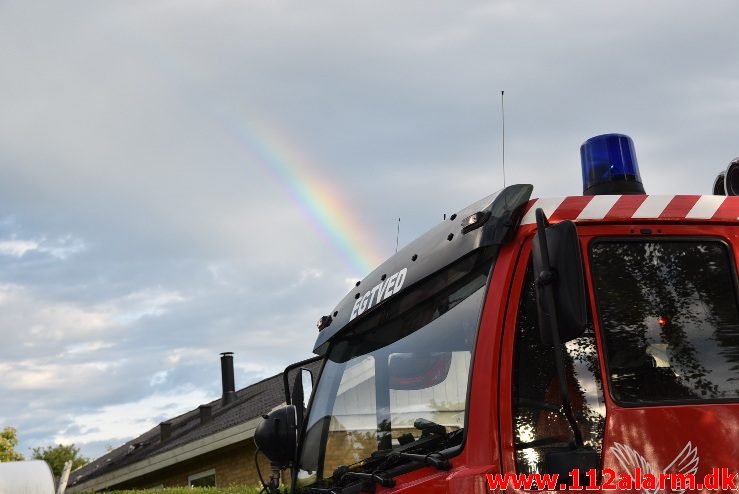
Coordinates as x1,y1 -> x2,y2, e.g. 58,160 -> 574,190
256,134 -> 739,493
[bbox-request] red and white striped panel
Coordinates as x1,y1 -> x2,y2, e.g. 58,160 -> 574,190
520,195 -> 739,225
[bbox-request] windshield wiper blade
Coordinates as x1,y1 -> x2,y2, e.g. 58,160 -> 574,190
387,451 -> 451,471
380,420 -> 461,471
341,471 -> 396,490
413,418 -> 447,437
302,487 -> 340,494
303,475 -> 394,494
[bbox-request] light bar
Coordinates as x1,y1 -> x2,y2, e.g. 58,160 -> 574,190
580,133 -> 645,196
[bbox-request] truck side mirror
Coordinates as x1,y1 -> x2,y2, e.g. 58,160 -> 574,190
531,209 -> 589,452
532,217 -> 587,344
290,368 -> 313,433
254,405 -> 298,469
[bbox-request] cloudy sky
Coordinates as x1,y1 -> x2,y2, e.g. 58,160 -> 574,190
1,0 -> 737,460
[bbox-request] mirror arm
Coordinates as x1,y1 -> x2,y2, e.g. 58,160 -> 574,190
534,208 -> 585,448
292,371 -> 305,429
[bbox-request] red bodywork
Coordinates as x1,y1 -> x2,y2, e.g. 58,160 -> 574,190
371,195 -> 739,493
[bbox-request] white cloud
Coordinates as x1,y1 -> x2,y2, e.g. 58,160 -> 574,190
0,240 -> 39,257
0,235 -> 86,259
0,284 -> 115,345
149,371 -> 168,386
54,387 -> 211,446
111,288 -> 186,324
0,283 -> 187,363
0,359 -> 121,391
64,341 -> 115,355
165,348 -> 213,366
38,235 -> 87,260
233,361 -> 275,380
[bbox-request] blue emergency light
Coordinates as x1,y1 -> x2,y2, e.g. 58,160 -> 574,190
580,133 -> 645,196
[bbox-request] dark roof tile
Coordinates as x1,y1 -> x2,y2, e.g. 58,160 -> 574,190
69,359 -> 321,487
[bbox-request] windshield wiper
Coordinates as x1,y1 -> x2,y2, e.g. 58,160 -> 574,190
342,471 -> 396,490
412,418 -> 446,436
303,472 -> 395,494
381,418 -> 460,471
387,451 -> 451,470
329,418 -> 449,475
320,419 -> 457,493
317,465 -> 395,494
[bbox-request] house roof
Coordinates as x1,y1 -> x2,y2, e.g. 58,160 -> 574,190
68,358 -> 321,489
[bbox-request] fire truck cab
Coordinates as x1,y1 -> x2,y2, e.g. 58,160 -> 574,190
256,134 -> 739,493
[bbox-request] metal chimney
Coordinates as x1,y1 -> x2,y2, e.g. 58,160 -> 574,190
220,352 -> 237,406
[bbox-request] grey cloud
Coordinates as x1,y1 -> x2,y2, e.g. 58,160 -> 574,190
0,0 -> 737,460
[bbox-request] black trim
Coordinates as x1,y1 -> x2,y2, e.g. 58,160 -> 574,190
313,184 -> 533,355
588,235 -> 739,408
291,356 -> 328,494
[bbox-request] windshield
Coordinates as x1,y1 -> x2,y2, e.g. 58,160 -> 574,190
298,253 -> 493,484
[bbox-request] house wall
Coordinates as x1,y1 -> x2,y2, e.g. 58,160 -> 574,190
106,439 -> 276,490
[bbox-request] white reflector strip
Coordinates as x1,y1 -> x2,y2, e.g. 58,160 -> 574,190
686,195 -> 725,219
632,195 -> 674,218
576,195 -> 620,220
520,197 -> 565,225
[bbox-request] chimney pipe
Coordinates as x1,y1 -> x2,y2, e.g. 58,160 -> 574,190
220,352 -> 236,406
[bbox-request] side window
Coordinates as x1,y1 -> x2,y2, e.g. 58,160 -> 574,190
512,262 -> 605,474
188,469 -> 216,487
591,239 -> 739,405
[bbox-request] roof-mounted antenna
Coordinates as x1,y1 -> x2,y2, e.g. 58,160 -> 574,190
395,218 -> 400,253
501,90 -> 512,210
501,90 -> 506,189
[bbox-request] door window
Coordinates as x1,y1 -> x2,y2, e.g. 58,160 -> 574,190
512,262 -> 605,474
590,239 -> 739,405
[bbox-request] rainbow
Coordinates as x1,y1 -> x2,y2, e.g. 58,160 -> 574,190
235,118 -> 385,276
139,51 -> 382,276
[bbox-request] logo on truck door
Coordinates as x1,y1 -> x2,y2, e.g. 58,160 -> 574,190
610,442 -> 699,494
350,268 -> 408,321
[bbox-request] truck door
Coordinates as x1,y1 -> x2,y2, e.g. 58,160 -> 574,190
501,227 -> 739,492
500,239 -> 607,491
587,228 -> 739,490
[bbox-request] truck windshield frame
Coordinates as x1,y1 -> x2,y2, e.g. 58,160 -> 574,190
297,251 -> 495,485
